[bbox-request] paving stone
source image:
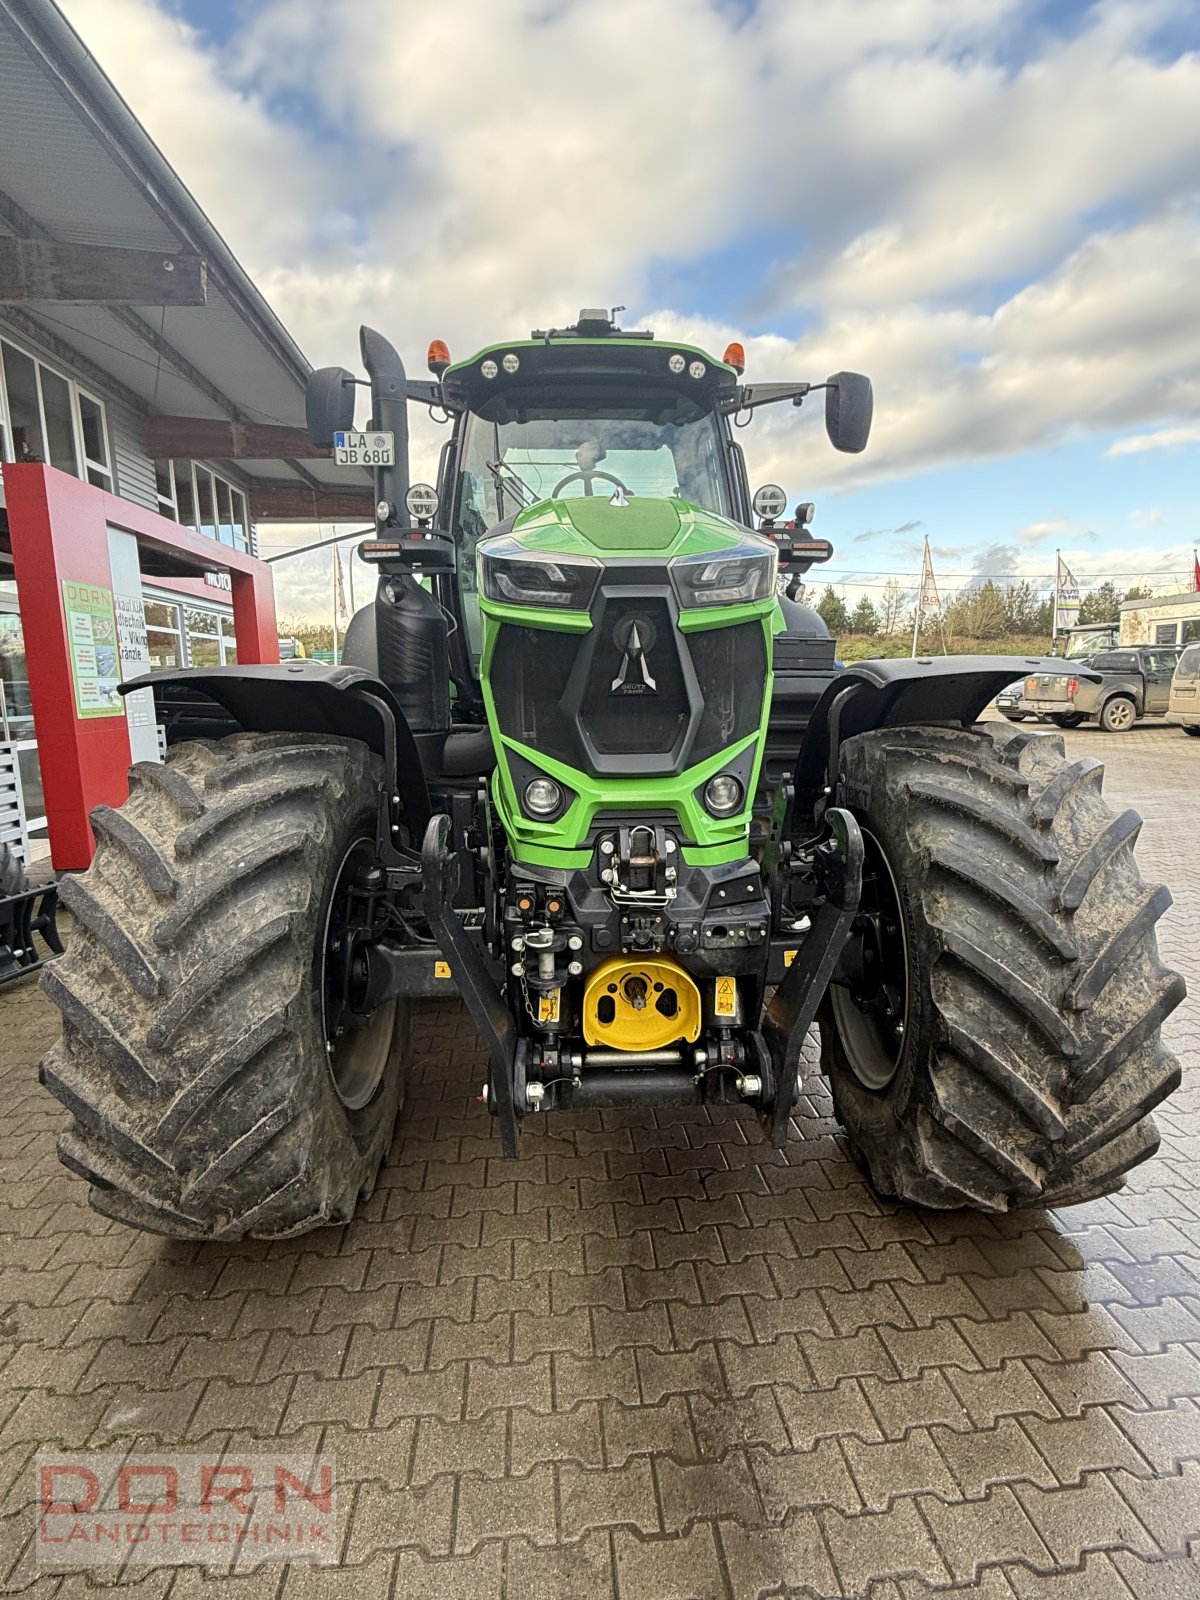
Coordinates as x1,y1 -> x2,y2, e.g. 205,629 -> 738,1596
822,1496 -> 952,1591
506,1529 -> 615,1600
843,1427 -> 960,1510
454,1461 -> 557,1550
4,729 -> 1200,1599
613,1521 -> 727,1600
920,1482 -> 1054,1580
718,1513 -> 841,1600
410,1413 -> 506,1485
559,1455 -> 660,1538
512,1399 -> 605,1473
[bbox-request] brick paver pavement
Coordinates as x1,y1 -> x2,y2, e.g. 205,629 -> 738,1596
1,722 -> 1197,1598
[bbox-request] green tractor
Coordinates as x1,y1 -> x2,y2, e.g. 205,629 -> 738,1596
41,311 -> 1184,1238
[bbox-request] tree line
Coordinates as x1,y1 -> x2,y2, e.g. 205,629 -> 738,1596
813,578 -> 1154,639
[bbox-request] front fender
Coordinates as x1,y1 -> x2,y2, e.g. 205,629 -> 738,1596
791,654 -> 1063,835
119,661 -> 431,834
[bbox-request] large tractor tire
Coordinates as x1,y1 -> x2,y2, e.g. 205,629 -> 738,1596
40,733 -> 408,1239
818,722 -> 1184,1211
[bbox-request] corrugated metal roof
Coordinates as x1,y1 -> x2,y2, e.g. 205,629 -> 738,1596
0,0 -> 370,505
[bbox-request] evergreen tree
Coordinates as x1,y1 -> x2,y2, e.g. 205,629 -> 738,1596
1079,580 -> 1121,624
816,585 -> 850,635
850,595 -> 878,635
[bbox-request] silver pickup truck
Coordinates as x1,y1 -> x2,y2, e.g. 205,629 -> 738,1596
1021,645 -> 1182,731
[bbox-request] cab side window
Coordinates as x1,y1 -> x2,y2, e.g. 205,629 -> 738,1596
1146,651 -> 1180,675
1176,645 -> 1200,680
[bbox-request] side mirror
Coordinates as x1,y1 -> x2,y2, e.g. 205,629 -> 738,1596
305,366 -> 356,446
825,372 -> 873,454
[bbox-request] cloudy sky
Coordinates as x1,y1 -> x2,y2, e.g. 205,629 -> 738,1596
59,0 -> 1200,621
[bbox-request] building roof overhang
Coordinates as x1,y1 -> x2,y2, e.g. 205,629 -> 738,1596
0,0 -> 371,521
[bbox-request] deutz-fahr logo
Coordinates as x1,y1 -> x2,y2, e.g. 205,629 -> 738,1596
611,617 -> 657,695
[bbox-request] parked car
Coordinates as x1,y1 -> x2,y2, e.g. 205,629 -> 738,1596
996,678 -> 1029,720
1021,645 -> 1182,732
1166,641 -> 1200,736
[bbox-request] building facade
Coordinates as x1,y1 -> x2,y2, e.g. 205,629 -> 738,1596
0,0 -> 371,865
1119,590 -> 1200,649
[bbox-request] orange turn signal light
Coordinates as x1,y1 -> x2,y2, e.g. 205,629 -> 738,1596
723,341 -> 745,374
427,339 -> 451,375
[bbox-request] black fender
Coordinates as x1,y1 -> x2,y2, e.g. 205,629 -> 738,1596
119,661 -> 431,837
791,654 -> 1063,838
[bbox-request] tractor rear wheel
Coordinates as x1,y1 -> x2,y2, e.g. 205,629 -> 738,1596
40,732 -> 408,1239
818,722 -> 1184,1210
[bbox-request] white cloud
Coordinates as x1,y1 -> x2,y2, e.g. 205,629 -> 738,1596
50,0 -> 1200,620
1108,424 -> 1200,456
58,0 -> 335,270
1131,507 -> 1166,528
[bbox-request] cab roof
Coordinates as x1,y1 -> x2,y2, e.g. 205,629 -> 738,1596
442,322 -> 738,414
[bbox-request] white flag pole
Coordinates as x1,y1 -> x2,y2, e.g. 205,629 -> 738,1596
911,536 -> 927,657
1053,549 -> 1060,641
331,539 -> 339,666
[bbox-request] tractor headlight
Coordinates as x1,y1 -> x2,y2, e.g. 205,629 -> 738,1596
523,777 -> 563,817
669,539 -> 777,607
704,774 -> 744,816
480,536 -> 601,611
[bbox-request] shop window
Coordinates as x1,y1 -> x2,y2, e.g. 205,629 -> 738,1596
216,479 -> 236,546
220,612 -> 237,664
154,460 -> 177,518
173,461 -> 196,529
195,468 -> 219,540
151,458 -> 251,548
2,343 -> 42,463
1184,620 -> 1200,645
230,488 -> 249,552
77,392 -> 112,490
1154,622 -> 1179,645
40,370 -> 78,476
143,599 -> 183,671
0,339 -> 113,494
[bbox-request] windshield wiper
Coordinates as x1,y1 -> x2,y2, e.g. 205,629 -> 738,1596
485,458 -> 539,517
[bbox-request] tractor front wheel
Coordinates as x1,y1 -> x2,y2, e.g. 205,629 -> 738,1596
40,732 -> 408,1239
818,722 -> 1183,1210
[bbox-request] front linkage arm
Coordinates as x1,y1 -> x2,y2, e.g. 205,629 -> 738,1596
762,806 -> 864,1147
421,814 -> 521,1158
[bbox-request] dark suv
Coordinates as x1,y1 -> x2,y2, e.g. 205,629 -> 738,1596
1022,646 -> 1182,732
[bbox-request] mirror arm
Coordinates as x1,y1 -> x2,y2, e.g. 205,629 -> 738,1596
719,381 -> 820,415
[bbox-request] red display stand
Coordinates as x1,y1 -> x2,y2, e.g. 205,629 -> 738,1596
4,463 -> 279,869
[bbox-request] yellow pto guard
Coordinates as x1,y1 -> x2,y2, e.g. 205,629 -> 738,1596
582,956 -> 702,1050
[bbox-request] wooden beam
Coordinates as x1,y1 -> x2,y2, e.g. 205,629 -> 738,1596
248,481 -> 372,522
145,415 -> 330,461
0,240 -> 207,306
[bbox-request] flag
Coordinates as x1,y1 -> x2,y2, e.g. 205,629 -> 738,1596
917,537 -> 940,612
1054,553 -> 1080,633
334,546 -> 349,621
1193,550 -> 1199,593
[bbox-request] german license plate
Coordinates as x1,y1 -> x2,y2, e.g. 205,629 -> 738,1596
333,430 -> 395,467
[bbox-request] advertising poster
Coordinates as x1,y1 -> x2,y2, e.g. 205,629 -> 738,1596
61,580 -> 122,719
107,527 -> 160,763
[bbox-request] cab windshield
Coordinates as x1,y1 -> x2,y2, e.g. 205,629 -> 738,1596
456,393 -> 732,532
1059,630 -> 1115,661
453,393 -> 733,664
